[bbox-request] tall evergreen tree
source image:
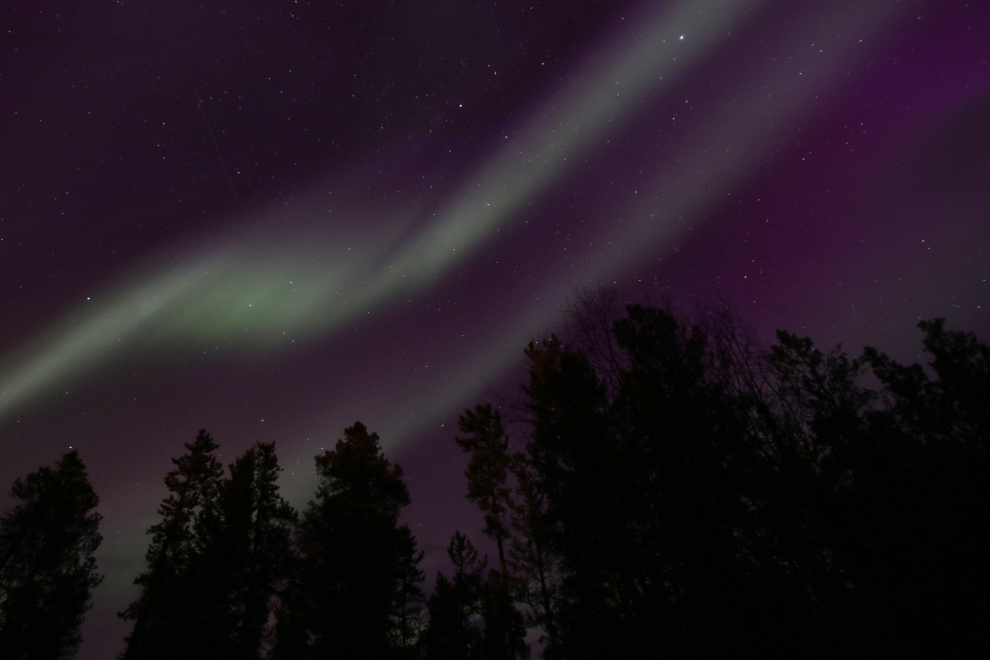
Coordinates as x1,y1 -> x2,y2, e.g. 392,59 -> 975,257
455,404 -> 539,659
476,569 -> 529,660
0,451 -> 103,660
420,532 -> 486,660
456,404 -> 516,578
274,422 -> 422,660
506,461 -> 559,657
118,430 -> 223,660
189,442 -> 298,659
391,526 -> 426,656
233,442 -> 298,658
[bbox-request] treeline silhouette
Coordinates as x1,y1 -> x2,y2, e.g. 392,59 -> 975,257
2,291 -> 989,659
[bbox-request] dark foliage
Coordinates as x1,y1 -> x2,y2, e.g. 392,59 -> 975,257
119,433 -> 296,660
192,441 -> 298,659
502,296 -> 990,658
0,451 -> 103,660
273,421 -> 423,660
857,320 -> 990,655
476,568 -> 529,660
420,532 -> 487,660
109,294 -> 988,660
506,462 -> 559,656
456,404 -> 516,577
392,526 -> 427,656
119,430 -> 224,660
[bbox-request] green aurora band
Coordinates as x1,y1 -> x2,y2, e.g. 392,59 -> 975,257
0,0 -> 911,432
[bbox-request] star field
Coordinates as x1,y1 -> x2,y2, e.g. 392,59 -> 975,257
0,1 -> 988,657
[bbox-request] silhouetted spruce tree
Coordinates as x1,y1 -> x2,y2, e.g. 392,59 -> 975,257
455,404 -> 530,658
506,460 -> 560,657
189,441 -> 298,659
273,422 -> 422,660
456,405 -> 516,578
0,451 -> 103,660
118,430 -> 223,660
420,532 -> 486,660
235,442 -> 298,658
391,526 -> 427,656
477,568 -> 530,660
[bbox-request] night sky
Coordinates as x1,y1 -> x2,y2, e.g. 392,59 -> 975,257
1,1 -> 988,657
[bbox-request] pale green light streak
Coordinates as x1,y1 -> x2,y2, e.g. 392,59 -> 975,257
13,0 -> 915,423
359,0 -> 921,458
1,0 -> 762,420
0,253 -> 225,417
363,0 -> 766,299
612,1 -> 919,267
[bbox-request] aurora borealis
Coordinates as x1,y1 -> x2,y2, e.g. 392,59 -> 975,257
1,1 -> 988,656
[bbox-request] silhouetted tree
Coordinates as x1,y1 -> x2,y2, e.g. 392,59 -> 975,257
119,430 -> 223,660
858,319 -> 990,655
763,330 -> 886,650
508,293 -> 990,656
190,441 -> 298,659
455,404 -> 532,659
120,435 -> 297,660
516,302 -> 856,656
391,526 -> 426,656
506,461 -> 560,657
420,532 -> 486,660
477,569 -> 530,660
520,335 -> 641,658
273,422 -> 422,660
612,305 -> 788,650
0,451 -> 103,660
456,404 -> 516,578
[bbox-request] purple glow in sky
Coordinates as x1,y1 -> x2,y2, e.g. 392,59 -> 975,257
0,1 -> 987,657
